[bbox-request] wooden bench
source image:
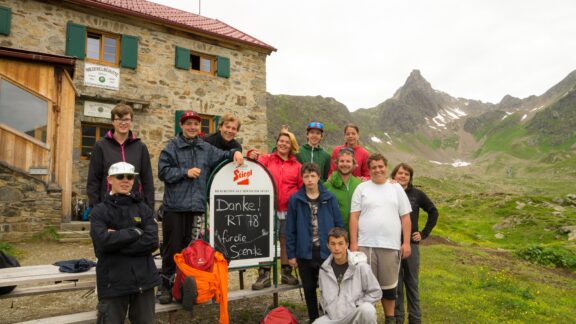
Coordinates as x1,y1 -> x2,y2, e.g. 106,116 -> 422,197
1,260 -> 301,323
0,259 -> 162,299
17,284 -> 300,324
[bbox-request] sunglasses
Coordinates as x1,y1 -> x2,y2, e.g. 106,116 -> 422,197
307,122 -> 324,130
114,174 -> 135,180
340,147 -> 355,155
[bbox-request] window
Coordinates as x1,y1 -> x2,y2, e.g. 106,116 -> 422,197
80,123 -> 110,159
175,46 -> 230,78
191,52 -> 215,75
66,22 -> 139,69
199,114 -> 215,136
86,31 -> 120,66
174,110 -> 217,136
0,78 -> 49,143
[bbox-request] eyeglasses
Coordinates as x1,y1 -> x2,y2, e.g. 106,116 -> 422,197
114,118 -> 132,124
307,122 -> 324,130
114,174 -> 135,180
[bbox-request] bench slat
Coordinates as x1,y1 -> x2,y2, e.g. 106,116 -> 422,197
0,281 -> 96,299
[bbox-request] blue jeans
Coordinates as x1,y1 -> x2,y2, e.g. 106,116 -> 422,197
395,243 -> 421,323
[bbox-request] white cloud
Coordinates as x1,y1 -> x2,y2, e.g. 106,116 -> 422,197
151,0 -> 576,111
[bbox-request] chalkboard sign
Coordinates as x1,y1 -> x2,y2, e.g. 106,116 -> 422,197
209,160 -> 276,268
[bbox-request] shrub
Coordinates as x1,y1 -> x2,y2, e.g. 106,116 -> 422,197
516,245 -> 576,270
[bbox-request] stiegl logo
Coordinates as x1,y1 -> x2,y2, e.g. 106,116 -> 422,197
233,168 -> 253,185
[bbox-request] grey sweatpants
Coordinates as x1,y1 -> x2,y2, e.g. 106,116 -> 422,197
313,302 -> 377,324
395,243 -> 421,323
96,288 -> 155,324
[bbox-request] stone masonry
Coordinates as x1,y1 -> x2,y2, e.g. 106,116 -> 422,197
0,163 -> 62,242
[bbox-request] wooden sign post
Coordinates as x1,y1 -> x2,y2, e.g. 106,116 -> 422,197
209,160 -> 276,269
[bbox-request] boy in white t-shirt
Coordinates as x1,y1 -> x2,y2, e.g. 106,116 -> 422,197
349,153 -> 412,324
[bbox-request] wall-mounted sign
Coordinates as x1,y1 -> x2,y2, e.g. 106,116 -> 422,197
209,160 -> 276,268
84,101 -> 115,119
84,63 -> 120,90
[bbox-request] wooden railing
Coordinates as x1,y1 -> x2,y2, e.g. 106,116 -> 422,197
0,123 -> 50,181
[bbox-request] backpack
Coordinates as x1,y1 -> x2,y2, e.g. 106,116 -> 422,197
173,240 -> 229,324
0,251 -> 20,295
182,239 -> 214,272
260,306 -> 298,324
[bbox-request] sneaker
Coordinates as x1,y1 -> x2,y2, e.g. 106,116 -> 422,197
182,276 -> 198,312
281,266 -> 299,285
158,286 -> 172,304
251,268 -> 271,290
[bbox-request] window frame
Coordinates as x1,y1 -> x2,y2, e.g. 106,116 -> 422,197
198,113 -> 216,136
80,122 -> 111,160
190,51 -> 217,76
0,76 -> 53,147
85,29 -> 121,67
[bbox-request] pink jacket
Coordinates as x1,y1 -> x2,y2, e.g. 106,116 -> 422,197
259,152 -> 302,212
329,144 -> 370,179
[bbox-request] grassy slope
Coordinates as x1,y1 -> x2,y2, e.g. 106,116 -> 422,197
421,244 -> 575,323
412,175 -> 576,322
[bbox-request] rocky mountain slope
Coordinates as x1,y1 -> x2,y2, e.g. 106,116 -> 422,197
266,69 -> 576,177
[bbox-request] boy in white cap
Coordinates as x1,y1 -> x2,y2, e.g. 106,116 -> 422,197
90,162 -> 161,323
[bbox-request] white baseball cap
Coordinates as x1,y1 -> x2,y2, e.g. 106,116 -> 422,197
108,162 -> 139,176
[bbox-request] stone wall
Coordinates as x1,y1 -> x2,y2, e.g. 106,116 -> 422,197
1,0 -> 270,208
0,163 -> 62,242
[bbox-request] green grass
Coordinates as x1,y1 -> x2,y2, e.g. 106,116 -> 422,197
420,245 -> 576,323
0,242 -> 17,257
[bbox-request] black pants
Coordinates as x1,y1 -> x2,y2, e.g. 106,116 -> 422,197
96,288 -> 155,324
161,211 -> 204,286
298,246 -> 324,321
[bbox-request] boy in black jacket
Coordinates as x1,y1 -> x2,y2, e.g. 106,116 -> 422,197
90,162 -> 160,323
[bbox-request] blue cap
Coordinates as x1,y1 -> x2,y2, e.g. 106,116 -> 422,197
307,121 -> 324,132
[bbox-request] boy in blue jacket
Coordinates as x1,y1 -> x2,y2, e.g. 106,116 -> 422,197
286,163 -> 343,322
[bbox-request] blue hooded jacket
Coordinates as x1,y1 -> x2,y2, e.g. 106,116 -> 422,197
286,183 -> 344,260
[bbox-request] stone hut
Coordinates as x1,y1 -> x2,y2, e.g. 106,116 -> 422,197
0,0 -> 275,241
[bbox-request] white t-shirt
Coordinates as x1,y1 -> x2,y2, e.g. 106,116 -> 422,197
350,181 -> 412,250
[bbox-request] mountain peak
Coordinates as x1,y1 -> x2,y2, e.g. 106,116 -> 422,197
393,69 -> 434,100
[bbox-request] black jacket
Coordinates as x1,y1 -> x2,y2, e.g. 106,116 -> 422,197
405,185 -> 439,243
203,131 -> 243,152
87,130 -> 155,210
90,193 -> 160,299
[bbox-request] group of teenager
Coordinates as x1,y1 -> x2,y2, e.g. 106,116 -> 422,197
86,103 -> 439,324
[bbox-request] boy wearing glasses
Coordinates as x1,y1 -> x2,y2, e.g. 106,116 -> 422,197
296,121 -> 331,181
90,162 -> 161,324
87,103 -> 155,211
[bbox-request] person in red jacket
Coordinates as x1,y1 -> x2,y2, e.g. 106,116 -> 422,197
329,123 -> 370,180
247,129 -> 302,290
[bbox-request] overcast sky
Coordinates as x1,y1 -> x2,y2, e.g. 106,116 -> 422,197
151,0 -> 576,111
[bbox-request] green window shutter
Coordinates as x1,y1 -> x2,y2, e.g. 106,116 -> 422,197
214,115 -> 221,132
175,46 -> 190,69
120,34 -> 138,69
65,22 -> 86,58
0,6 -> 11,36
175,110 -> 184,136
217,56 -> 230,78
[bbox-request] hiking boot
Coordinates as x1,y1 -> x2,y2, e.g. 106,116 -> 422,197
395,316 -> 405,324
158,286 -> 172,304
281,266 -> 299,285
385,316 -> 397,324
182,276 -> 198,313
251,268 -> 271,290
